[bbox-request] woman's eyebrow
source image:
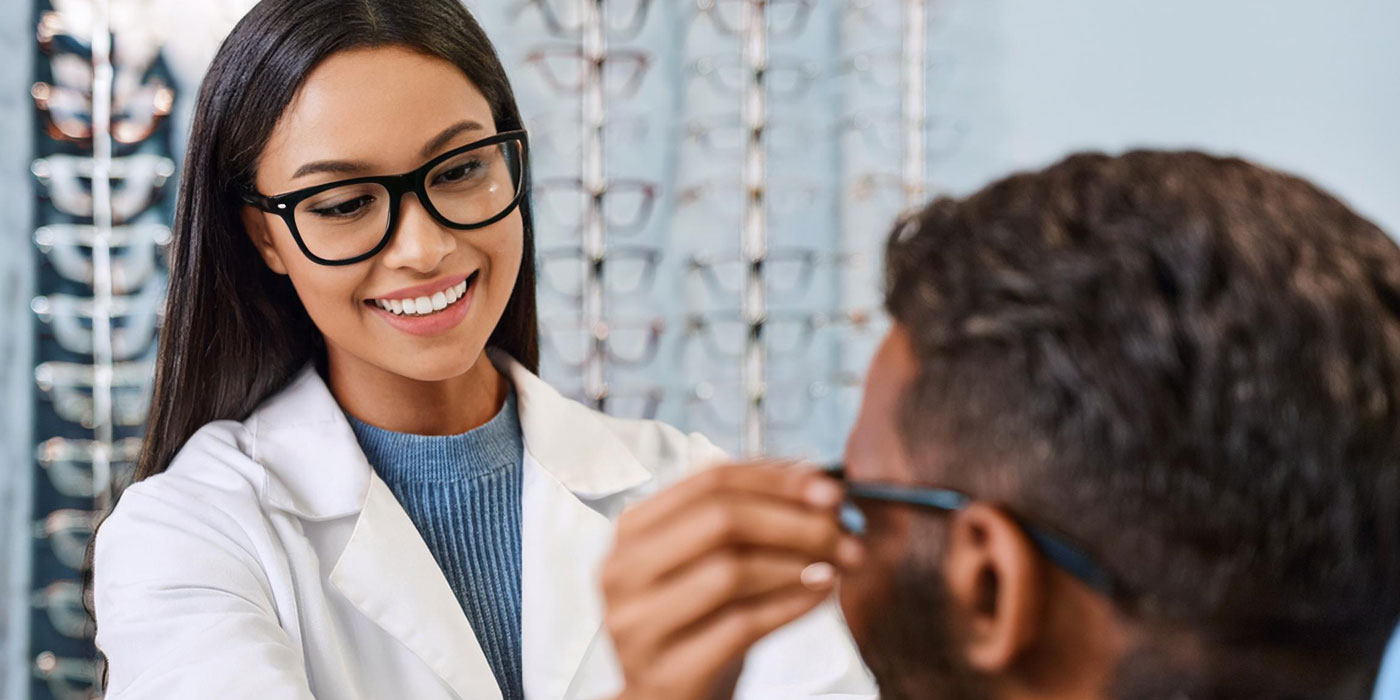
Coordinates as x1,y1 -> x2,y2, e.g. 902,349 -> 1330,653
289,120 -> 487,180
420,120 -> 485,158
291,159 -> 372,180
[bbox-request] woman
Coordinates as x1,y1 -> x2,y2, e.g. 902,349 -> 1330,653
87,1 -> 875,698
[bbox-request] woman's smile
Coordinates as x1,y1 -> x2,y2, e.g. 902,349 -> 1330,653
364,270 -> 479,337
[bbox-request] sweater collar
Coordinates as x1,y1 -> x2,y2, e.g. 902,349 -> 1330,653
346,387 -> 522,483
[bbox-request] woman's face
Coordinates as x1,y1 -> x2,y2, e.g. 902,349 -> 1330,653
242,45 -> 523,383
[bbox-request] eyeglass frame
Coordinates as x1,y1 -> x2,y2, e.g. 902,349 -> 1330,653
523,46 -> 653,99
694,0 -> 815,39
826,465 -> 1121,597
240,129 -> 530,267
688,377 -> 840,431
540,316 -> 666,369
563,381 -> 666,420
31,580 -> 94,639
32,153 -> 175,223
33,509 -> 100,571
684,309 -> 873,359
37,436 -> 142,499
533,176 -> 659,235
32,650 -> 101,700
34,223 -> 171,293
31,79 -> 175,146
511,0 -> 654,40
687,247 -> 864,300
538,244 -> 663,300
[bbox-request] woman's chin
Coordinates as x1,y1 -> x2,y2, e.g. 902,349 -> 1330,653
385,346 -> 487,384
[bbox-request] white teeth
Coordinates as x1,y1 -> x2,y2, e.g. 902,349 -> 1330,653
373,276 -> 474,317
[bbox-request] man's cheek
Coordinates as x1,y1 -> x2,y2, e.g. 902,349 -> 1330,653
839,550 -> 897,647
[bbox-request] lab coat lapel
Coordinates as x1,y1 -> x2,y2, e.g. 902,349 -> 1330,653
329,474 -> 504,700
520,454 -> 616,699
499,351 -> 654,699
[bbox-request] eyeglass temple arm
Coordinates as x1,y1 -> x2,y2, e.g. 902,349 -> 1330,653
240,192 -> 276,211
825,463 -> 1121,597
1023,527 -> 1119,596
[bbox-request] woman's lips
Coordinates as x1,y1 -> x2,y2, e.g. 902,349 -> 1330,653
366,271 -> 478,337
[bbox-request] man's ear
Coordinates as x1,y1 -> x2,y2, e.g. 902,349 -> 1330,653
942,501 -> 1047,672
241,205 -> 290,275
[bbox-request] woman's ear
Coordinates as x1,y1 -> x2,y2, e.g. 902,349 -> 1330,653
241,205 -> 290,275
942,501 -> 1047,673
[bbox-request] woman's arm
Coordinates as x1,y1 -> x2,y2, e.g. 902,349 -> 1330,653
93,485 -> 318,699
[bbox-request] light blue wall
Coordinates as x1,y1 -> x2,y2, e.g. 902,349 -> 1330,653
0,0 -> 32,695
938,0 -> 1400,239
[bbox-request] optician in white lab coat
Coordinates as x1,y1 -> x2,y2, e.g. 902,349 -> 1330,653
92,351 -> 877,699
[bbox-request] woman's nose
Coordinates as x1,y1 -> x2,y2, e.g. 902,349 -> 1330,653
378,193 -> 455,272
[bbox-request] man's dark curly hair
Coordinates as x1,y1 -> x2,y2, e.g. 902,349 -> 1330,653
884,150 -> 1400,699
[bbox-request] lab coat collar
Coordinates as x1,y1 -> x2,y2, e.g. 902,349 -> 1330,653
491,348 -> 655,498
251,349 -> 655,521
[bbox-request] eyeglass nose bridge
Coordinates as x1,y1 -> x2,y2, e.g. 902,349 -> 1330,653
368,174 -> 464,265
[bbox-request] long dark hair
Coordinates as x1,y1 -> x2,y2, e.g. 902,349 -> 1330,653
86,0 -> 538,680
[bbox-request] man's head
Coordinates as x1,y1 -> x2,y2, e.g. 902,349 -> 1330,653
839,150 -> 1400,700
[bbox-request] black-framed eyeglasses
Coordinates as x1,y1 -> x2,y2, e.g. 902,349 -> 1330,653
826,464 -> 1122,597
241,130 -> 529,266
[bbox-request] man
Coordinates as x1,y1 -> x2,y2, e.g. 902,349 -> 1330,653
837,150 -> 1400,699
599,150 -> 1399,700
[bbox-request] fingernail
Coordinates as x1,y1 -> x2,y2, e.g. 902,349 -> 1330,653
804,478 -> 842,507
801,562 -> 836,589
837,537 -> 865,568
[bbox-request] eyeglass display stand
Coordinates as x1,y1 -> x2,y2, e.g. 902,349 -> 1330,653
739,0 -> 769,458
85,0 -> 120,516
901,0 -> 928,207
579,0 -> 610,413
24,1 -> 121,697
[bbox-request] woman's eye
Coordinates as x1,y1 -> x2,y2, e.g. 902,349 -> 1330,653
434,159 -> 484,185
310,195 -> 374,218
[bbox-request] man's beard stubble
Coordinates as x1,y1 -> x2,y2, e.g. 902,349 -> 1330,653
856,544 -> 992,700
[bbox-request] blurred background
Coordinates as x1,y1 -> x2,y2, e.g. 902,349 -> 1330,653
0,0 -> 1397,698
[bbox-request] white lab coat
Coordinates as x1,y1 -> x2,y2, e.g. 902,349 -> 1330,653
93,350 -> 877,699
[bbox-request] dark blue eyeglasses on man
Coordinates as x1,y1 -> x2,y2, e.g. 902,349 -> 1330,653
826,463 -> 1122,598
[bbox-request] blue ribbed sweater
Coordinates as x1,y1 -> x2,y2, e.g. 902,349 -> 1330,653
346,389 -> 524,700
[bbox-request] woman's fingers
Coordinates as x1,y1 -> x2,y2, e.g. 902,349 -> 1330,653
606,549 -> 832,663
604,493 -> 858,596
602,461 -> 863,700
615,462 -> 842,540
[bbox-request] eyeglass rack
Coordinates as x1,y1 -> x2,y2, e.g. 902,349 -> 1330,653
22,0 -> 175,694
739,0 -> 770,457
579,0 -> 610,412
84,0 -> 120,516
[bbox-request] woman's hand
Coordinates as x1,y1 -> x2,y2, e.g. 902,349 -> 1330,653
601,461 -> 864,700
